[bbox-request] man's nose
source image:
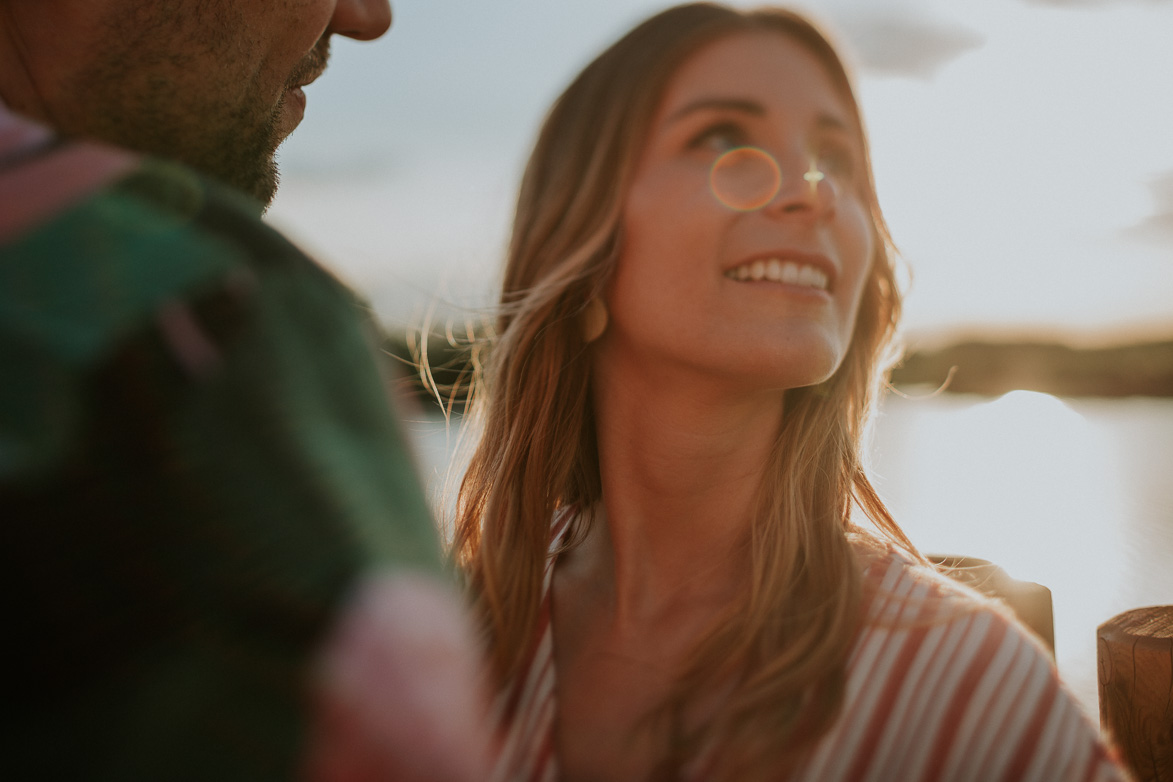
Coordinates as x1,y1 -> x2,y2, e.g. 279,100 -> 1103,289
329,0 -> 393,41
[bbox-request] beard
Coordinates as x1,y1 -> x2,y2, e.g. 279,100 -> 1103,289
59,6 -> 330,207
108,90 -> 286,206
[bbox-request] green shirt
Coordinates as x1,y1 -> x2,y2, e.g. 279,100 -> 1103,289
1,152 -> 440,780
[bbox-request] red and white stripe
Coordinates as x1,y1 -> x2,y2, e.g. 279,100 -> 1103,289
489,512 -> 574,782
492,519 -> 1129,782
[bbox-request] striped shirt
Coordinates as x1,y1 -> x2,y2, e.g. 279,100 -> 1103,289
492,513 -> 1129,781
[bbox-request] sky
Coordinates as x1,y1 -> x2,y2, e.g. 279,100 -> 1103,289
267,0 -> 1173,346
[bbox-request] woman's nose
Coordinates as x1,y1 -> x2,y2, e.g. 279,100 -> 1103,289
329,0 -> 393,41
763,154 -> 836,219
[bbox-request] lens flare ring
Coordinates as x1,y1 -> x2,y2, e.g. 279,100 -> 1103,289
709,146 -> 782,212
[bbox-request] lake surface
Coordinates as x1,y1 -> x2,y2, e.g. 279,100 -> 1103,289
405,392 -> 1173,715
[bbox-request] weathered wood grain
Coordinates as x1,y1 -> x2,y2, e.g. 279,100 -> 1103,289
1098,606 -> 1173,782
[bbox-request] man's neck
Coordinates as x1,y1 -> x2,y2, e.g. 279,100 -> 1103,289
0,3 -> 56,127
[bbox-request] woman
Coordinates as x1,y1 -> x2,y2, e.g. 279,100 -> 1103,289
451,4 -> 1128,780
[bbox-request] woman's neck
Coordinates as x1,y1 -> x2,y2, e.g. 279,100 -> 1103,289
581,357 -> 786,631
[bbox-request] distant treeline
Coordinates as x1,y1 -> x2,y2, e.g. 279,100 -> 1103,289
384,334 -> 1173,410
891,339 -> 1173,398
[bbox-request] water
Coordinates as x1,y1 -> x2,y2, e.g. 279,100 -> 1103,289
869,392 -> 1173,713
405,392 -> 1173,715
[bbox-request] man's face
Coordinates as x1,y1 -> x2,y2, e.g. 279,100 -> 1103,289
10,0 -> 391,205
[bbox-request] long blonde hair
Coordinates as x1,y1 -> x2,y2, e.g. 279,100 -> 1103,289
452,3 -> 915,777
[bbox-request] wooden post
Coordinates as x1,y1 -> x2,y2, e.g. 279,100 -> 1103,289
929,555 -> 1055,656
1098,606 -> 1173,782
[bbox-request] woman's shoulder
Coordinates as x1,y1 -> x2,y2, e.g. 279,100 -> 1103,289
803,537 -> 1130,781
853,541 -> 1059,695
854,537 -> 1011,626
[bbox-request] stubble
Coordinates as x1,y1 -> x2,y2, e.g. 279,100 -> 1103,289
61,2 -> 297,205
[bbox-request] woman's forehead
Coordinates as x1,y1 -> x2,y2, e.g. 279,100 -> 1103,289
655,31 -> 854,127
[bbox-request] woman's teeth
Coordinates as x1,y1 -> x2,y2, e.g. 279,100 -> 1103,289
724,258 -> 829,291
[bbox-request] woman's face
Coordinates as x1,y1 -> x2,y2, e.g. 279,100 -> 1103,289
602,30 -> 875,394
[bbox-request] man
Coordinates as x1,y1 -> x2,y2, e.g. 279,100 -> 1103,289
0,2 -> 490,779
0,0 -> 390,206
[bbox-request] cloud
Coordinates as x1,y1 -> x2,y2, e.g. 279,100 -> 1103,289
1020,0 -> 1172,8
1122,171 -> 1173,244
835,12 -> 986,79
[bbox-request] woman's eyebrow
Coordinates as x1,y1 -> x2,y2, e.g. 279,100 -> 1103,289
815,113 -> 851,133
663,99 -> 853,137
664,97 -> 766,124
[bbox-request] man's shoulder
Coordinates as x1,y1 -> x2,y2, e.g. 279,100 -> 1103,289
1,145 -> 348,366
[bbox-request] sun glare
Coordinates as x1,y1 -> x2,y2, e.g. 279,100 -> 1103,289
874,390 -> 1130,703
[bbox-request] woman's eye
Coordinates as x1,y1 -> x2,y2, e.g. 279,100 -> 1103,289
689,123 -> 747,154
815,144 -> 857,180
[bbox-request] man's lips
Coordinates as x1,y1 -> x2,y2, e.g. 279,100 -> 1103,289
277,39 -> 329,135
276,86 -> 308,139
289,38 -> 330,91
281,65 -> 323,124
294,67 -> 326,90
286,85 -> 307,112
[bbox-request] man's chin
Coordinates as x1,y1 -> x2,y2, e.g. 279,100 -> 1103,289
247,161 -> 280,209
208,127 -> 283,207
172,96 -> 285,205
198,152 -> 280,208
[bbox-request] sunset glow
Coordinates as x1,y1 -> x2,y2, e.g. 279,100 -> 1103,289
270,0 -> 1173,344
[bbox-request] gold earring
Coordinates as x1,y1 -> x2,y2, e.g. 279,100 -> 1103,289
581,297 -> 609,343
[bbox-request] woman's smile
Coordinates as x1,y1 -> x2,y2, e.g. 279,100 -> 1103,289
722,254 -> 834,292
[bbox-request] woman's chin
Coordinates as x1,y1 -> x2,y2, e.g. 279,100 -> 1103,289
739,342 -> 846,393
